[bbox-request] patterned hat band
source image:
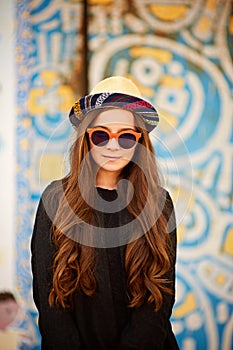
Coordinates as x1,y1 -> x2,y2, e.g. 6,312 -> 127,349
69,77 -> 159,132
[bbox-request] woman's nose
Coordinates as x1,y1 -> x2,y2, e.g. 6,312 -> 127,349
106,138 -> 120,150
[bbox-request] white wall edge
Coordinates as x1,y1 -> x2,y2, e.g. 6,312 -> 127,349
0,0 -> 16,290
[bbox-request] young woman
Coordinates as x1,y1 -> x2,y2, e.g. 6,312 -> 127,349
31,76 -> 179,350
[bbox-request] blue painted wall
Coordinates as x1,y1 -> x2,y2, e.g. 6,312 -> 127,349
15,1 -> 233,349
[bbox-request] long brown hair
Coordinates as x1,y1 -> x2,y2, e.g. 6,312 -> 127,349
48,111 -> 174,311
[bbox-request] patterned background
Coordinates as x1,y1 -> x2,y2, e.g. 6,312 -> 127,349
2,0 -> 232,349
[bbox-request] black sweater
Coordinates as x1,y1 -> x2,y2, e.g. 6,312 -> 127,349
31,181 -> 179,350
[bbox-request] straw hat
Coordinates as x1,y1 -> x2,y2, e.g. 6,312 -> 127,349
69,76 -> 159,132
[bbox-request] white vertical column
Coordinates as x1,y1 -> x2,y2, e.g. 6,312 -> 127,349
0,0 -> 15,290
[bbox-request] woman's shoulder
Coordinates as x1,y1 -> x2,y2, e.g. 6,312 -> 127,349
41,178 -> 68,202
41,179 -> 64,195
39,179 -> 66,220
158,186 -> 174,207
158,186 -> 176,229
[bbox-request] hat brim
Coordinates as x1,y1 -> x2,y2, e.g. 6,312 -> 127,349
69,92 -> 159,132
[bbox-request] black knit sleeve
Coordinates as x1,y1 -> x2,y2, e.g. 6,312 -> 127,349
31,182 -> 83,350
118,190 -> 179,350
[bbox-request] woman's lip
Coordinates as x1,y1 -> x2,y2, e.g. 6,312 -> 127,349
103,155 -> 121,160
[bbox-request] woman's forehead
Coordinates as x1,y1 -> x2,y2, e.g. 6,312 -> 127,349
92,108 -> 135,128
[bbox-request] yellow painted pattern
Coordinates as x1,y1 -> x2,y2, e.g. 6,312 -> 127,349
20,139 -> 29,150
28,88 -> 46,114
41,71 -> 58,87
204,265 -> 213,275
16,54 -> 24,63
39,153 -> 65,183
22,118 -> 32,129
89,0 -> 113,5
215,274 -> 226,285
21,11 -> 29,19
206,0 -> 217,11
22,29 -> 31,38
28,70 -> 75,115
229,16 -> 233,34
24,168 -> 32,180
174,292 -> 197,318
222,228 -> 233,257
159,109 -> 178,128
178,188 -> 194,209
177,224 -> 185,244
196,17 -> 212,34
149,5 -> 188,21
19,65 -> 27,74
172,186 -> 194,244
130,47 -> 172,63
161,75 -> 185,89
57,85 -> 75,112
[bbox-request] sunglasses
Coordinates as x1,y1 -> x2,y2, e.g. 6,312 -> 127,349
86,127 -> 142,149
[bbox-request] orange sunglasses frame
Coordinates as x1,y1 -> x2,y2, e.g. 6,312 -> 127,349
86,127 -> 142,147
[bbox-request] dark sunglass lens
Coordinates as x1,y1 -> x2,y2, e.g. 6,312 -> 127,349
119,133 -> 137,149
91,130 -> 109,146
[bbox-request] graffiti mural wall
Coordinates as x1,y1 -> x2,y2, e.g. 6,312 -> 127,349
86,1 -> 233,349
15,0 -> 84,348
15,0 -> 233,349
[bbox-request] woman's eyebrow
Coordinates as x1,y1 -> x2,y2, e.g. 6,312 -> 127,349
92,125 -> 136,132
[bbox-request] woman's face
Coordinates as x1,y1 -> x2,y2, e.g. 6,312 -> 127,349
88,109 -> 138,175
0,299 -> 19,330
